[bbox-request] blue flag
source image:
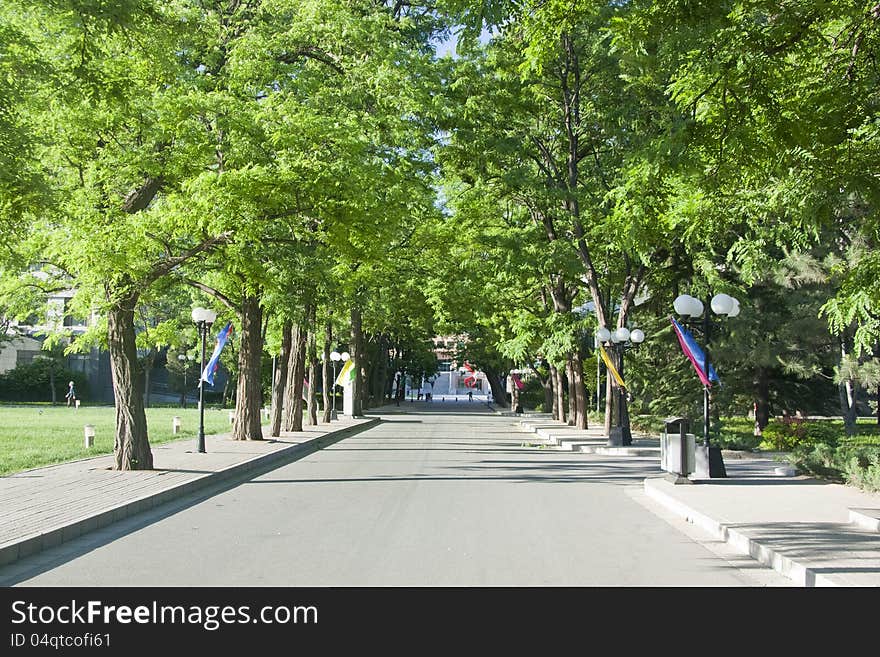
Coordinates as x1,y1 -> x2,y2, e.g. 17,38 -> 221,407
201,323 -> 233,386
670,317 -> 719,386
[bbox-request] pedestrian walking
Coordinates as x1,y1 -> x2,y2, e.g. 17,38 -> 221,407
65,381 -> 76,407
468,390 -> 473,402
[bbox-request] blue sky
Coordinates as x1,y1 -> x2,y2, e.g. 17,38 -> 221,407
433,26 -> 495,59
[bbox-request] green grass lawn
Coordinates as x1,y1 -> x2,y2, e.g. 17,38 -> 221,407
0,404 -> 269,476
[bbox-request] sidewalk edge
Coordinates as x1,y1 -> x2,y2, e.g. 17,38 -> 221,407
643,477 -> 839,587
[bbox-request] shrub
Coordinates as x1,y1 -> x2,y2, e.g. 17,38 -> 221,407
517,376 -> 547,412
760,418 -> 839,451
715,431 -> 762,451
801,421 -> 840,446
710,415 -> 762,450
630,415 -> 666,435
843,451 -> 880,493
788,443 -> 880,492
788,444 -> 840,481
0,359 -> 89,403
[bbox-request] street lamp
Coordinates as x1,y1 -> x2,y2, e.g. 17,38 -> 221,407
192,307 -> 217,453
340,351 -> 351,413
672,292 -> 740,478
329,350 -> 341,420
597,325 -> 646,446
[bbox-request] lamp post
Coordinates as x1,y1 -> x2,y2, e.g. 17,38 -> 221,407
672,292 -> 740,478
596,326 -> 645,446
595,334 -> 601,414
192,307 -> 217,453
340,351 -> 351,415
329,350 -> 341,420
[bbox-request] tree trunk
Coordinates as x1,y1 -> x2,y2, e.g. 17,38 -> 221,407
351,305 -> 364,416
840,379 -> 858,436
364,337 -> 375,408
373,337 -> 389,406
838,336 -> 858,436
365,336 -> 381,408
222,374 -> 232,408
232,295 -> 264,441
108,294 -> 153,470
549,364 -> 560,420
754,367 -> 770,436
572,352 -> 588,429
510,372 -> 520,413
620,386 -> 632,441
566,359 -> 577,426
483,365 -> 508,407
143,349 -> 155,408
307,324 -> 318,426
283,322 -> 307,431
322,320 -> 332,423
553,365 -> 565,422
604,373 -> 614,437
539,365 -> 553,414
270,321 -> 292,437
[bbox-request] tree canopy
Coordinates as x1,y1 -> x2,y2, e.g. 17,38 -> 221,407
1,0 -> 879,467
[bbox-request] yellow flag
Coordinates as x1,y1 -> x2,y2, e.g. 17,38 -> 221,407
335,359 -> 355,387
599,345 -> 626,389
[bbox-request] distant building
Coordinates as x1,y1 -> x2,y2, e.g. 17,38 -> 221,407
429,335 -> 489,397
0,285 -> 116,402
431,335 -> 460,371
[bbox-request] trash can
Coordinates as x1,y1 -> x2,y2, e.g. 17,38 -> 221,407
660,417 -> 695,477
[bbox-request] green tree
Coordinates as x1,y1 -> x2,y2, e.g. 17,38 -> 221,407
5,1 -> 234,469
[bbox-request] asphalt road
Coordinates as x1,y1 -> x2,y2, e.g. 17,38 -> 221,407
5,404 -> 788,586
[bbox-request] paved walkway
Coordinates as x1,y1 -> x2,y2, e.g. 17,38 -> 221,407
0,416 -> 378,566
1,405 -> 791,586
517,413 -> 880,586
1,403 -> 878,586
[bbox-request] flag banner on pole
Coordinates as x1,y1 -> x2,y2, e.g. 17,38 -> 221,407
670,317 -> 719,387
335,359 -> 355,387
598,345 -> 626,389
201,323 -> 233,386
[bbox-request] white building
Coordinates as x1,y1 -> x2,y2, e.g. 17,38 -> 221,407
0,282 -> 113,400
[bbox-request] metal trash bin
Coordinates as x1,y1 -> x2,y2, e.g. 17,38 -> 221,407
660,417 -> 695,478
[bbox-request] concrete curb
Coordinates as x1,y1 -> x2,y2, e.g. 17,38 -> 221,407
643,477 -> 838,587
580,445 -> 660,457
849,508 -> 880,533
0,417 -> 379,568
519,418 -> 661,457
556,440 -> 601,451
487,404 -> 552,419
